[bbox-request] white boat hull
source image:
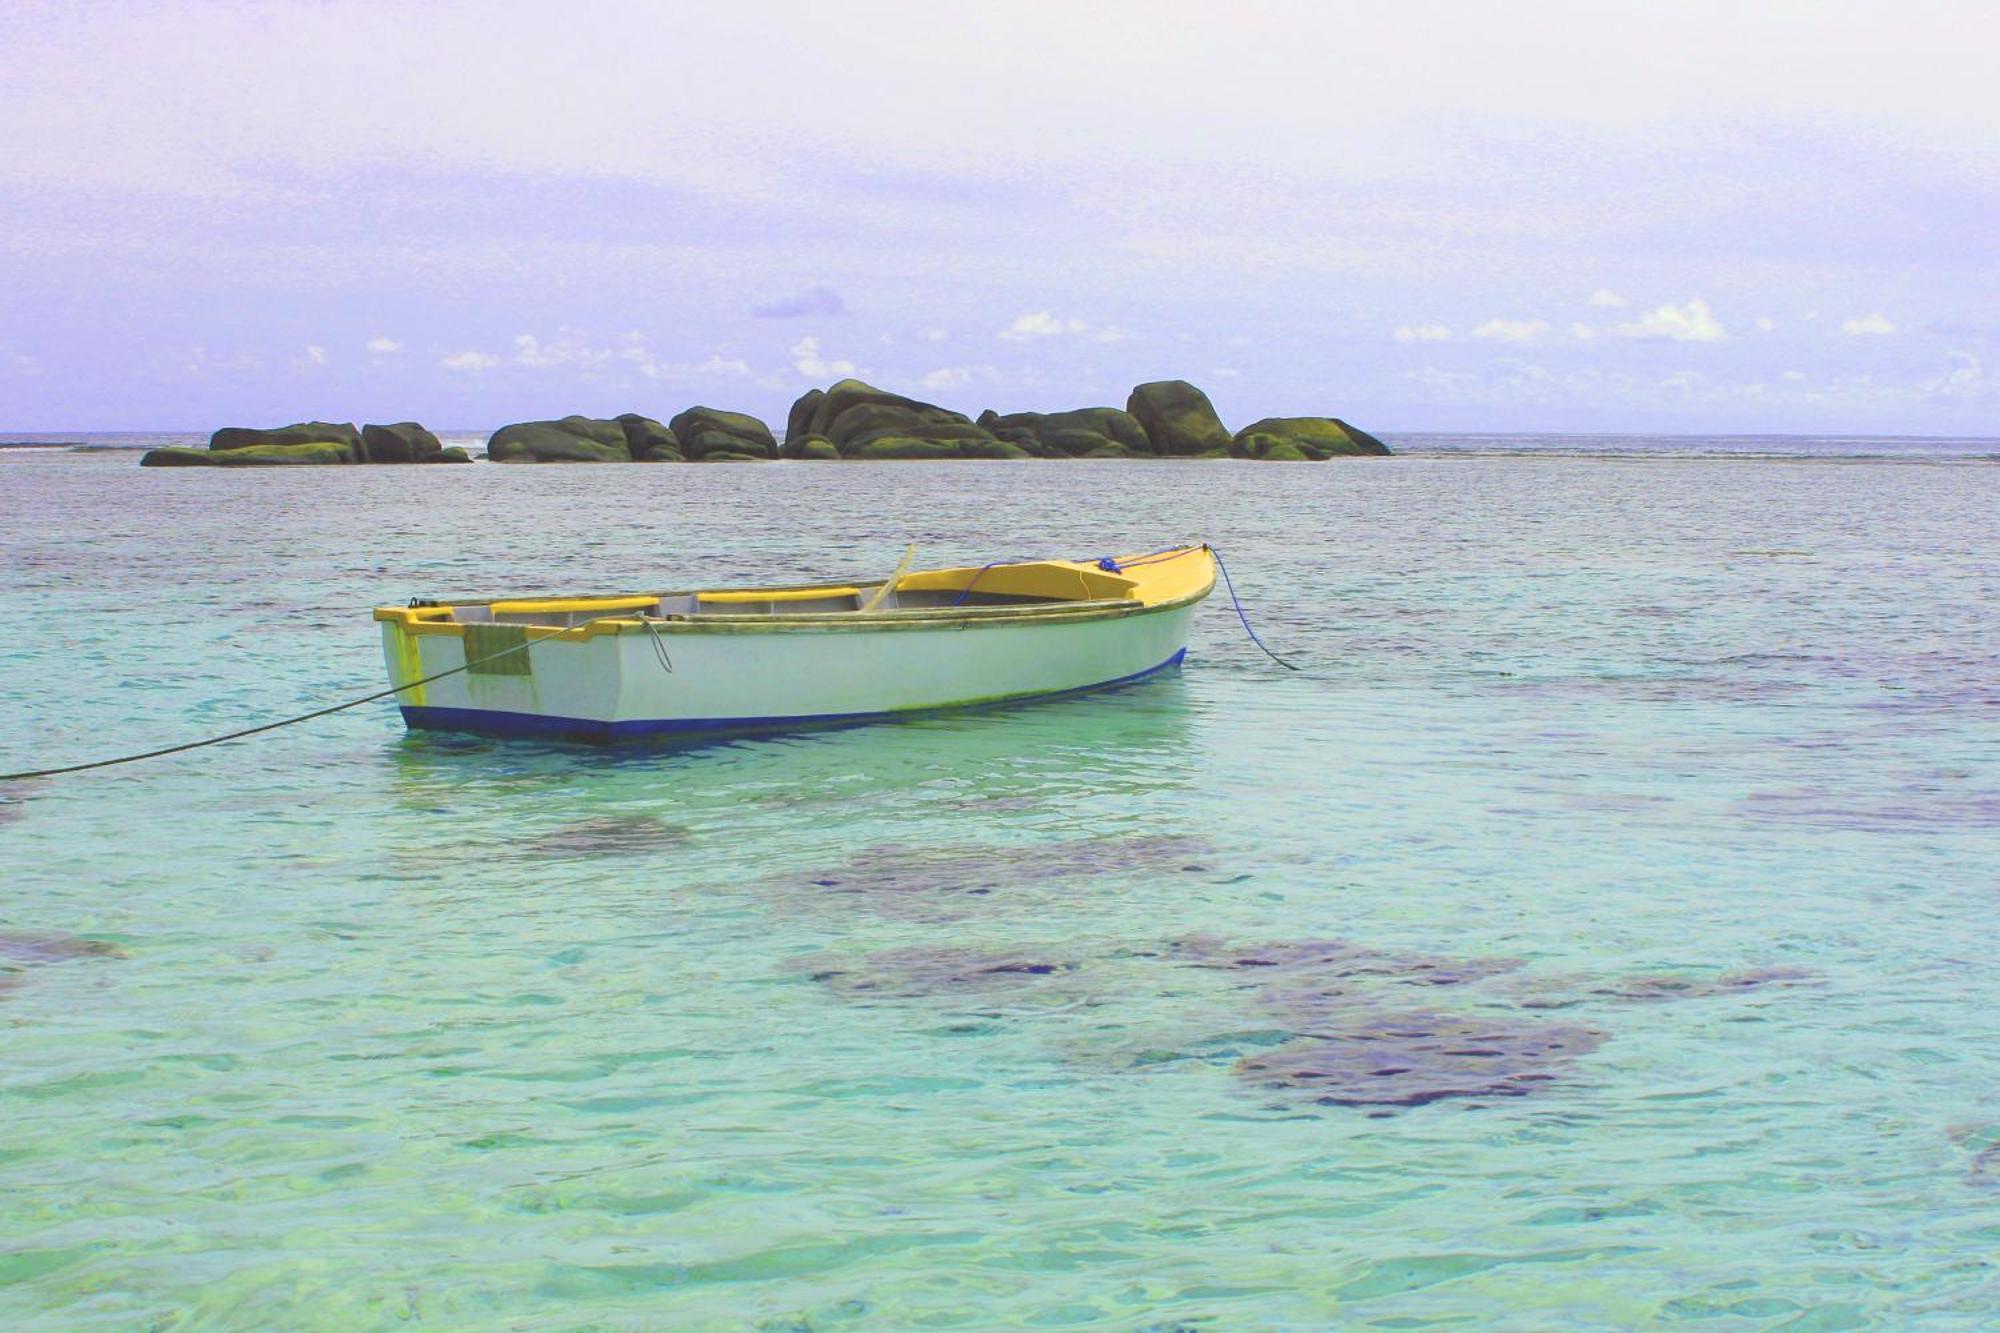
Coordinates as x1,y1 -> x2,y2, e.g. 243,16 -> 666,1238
385,600 -> 1199,743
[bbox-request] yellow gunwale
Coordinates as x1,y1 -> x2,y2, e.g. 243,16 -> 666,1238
699,587 -> 862,604
489,595 -> 659,615
372,546 -> 1214,640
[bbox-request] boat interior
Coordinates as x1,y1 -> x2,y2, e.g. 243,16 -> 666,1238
409,559 -> 1153,628
378,549 -> 1213,632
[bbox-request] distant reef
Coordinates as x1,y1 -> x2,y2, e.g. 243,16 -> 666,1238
151,379 -> 1390,467
141,421 -> 471,467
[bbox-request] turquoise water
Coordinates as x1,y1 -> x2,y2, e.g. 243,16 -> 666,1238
3,448 -> 1997,1327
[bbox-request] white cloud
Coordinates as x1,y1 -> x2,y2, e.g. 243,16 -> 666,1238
919,328 -> 949,343
692,352 -> 749,376
791,335 -> 857,378
1570,323 -> 1597,341
364,336 -> 402,354
176,345 -> 259,376
1394,323 -> 1452,343
620,332 -> 750,382
1841,313 -> 1897,335
2,346 -> 42,377
1921,351 -> 1984,402
305,344 -> 327,364
1781,369 -> 1807,381
492,329 -> 754,382
1472,318 -> 1550,343
1613,298 -> 1726,342
999,311 -> 1088,340
440,350 -> 498,372
513,331 -> 608,369
1587,288 -> 1627,308
1091,327 -> 1131,344
920,367 -> 973,389
1755,317 -> 1778,333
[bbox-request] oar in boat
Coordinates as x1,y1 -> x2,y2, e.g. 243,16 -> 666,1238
858,543 -> 918,612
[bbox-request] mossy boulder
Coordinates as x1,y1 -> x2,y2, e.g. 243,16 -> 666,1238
210,421 -> 364,454
846,434 -> 1030,460
1126,381 -> 1231,457
980,406 -> 1153,458
784,389 -> 826,453
791,379 -> 1015,459
141,441 -> 356,466
487,416 -> 632,463
616,413 -> 682,461
784,435 -> 841,460
1237,436 -> 1311,462
1232,417 -> 1392,460
801,379 -> 930,439
361,421 -> 444,463
141,446 -> 227,467
668,406 -> 777,461
435,447 -> 473,463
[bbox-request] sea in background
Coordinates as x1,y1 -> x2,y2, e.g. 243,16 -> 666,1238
7,429 -> 2000,461
2,439 -> 1996,1327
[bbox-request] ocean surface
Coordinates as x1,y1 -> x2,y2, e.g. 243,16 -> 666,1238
2,439 -> 1996,1328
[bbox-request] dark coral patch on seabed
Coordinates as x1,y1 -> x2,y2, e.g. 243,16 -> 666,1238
1165,935 -> 1523,990
1155,935 -> 1597,1110
0,930 -> 127,963
1947,1125 -> 2000,1189
515,814 -> 693,859
1234,1009 -> 1606,1109
0,930 -> 126,1002
796,946 -> 1080,999
1515,966 -> 1817,1009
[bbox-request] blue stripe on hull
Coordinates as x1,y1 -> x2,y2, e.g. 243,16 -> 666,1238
399,649 -> 1188,745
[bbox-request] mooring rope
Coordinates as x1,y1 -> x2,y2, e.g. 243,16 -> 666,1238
1091,545 -> 1301,672
0,615 -> 628,782
1207,547 -> 1304,672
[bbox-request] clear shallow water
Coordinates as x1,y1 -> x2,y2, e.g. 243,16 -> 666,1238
2,449 -> 1996,1327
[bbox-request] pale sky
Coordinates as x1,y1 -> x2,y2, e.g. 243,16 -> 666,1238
2,0 -> 1996,433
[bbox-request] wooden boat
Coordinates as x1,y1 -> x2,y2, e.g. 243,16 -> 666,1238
372,545 -> 1216,743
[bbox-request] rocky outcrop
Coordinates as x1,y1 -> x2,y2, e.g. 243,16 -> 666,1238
140,441 -> 358,467
156,384 -> 1391,469
1232,417 -> 1392,460
668,407 -> 778,461
786,379 -> 1026,459
616,413 -> 682,462
210,421 -> 364,455
142,419 -> 472,466
980,406 -> 1153,458
1126,381 -> 1232,457
361,421 -> 444,463
486,416 -> 632,463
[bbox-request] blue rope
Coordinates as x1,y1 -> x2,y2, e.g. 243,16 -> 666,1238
950,562 -> 1004,606
1208,546 -> 1302,671
1095,546 -> 1195,573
